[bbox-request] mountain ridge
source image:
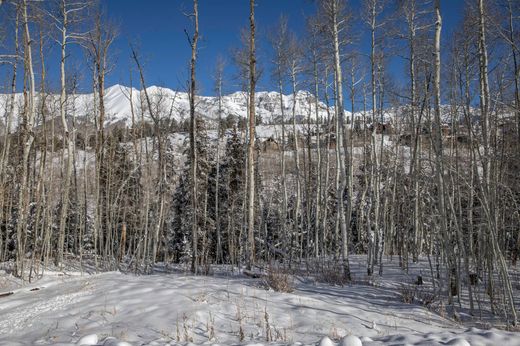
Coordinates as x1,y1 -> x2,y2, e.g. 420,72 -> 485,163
0,84 -> 347,129
1,84 -> 473,131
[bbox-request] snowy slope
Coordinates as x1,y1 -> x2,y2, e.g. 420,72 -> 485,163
0,256 -> 518,345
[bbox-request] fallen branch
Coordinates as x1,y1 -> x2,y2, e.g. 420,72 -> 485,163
0,291 -> 13,298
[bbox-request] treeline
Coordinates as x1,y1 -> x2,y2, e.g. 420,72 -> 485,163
0,0 -> 519,326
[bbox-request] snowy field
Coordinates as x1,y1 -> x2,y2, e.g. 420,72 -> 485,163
0,257 -> 519,346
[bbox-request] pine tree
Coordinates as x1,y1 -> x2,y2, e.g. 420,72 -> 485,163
217,127 -> 246,264
172,119 -> 213,266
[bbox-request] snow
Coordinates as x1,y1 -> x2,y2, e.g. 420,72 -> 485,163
318,336 -> 335,346
1,257 -> 519,346
76,334 -> 98,345
0,85 -> 355,129
0,83 -> 482,140
338,335 -> 362,346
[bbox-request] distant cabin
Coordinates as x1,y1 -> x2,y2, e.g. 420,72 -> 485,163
287,134 -> 306,150
261,137 -> 280,152
398,133 -> 413,146
440,124 -> 451,137
455,134 -> 470,144
322,133 -> 337,149
498,121 -> 517,137
398,133 -> 430,147
370,122 -> 393,135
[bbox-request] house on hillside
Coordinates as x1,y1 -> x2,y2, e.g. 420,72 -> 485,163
369,121 -> 393,135
398,133 -> 413,146
261,137 -> 280,152
398,132 -> 431,147
287,133 -> 306,150
440,124 -> 451,137
450,125 -> 470,145
497,118 -> 517,137
322,133 -> 337,149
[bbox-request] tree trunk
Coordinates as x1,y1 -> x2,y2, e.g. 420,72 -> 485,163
246,0 -> 256,269
15,0 -> 36,278
330,0 -> 350,278
188,0 -> 199,274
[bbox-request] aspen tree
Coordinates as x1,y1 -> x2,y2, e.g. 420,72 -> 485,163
214,58 -> 225,263
246,0 -> 256,269
15,0 -> 37,278
52,0 -> 89,267
187,0 -> 199,273
322,0 -> 350,278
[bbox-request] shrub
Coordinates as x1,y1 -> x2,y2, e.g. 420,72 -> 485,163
315,261 -> 350,286
416,288 -> 438,308
265,266 -> 294,293
399,283 -> 416,304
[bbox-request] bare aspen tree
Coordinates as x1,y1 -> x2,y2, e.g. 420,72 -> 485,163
477,0 -> 494,308
49,0 -> 89,267
287,34 -> 303,262
269,16 -> 289,262
432,0 -> 455,304
305,16 -> 323,257
476,0 -> 517,325
30,16 -> 50,280
0,5 -> 19,187
399,0 -> 428,261
186,0 -> 199,274
365,0 -> 383,276
85,11 -> 116,267
506,0 -> 520,143
0,4 -> 20,264
346,56 -> 358,268
407,0 -> 421,261
451,21 -> 479,313
321,65 -> 333,256
246,0 -> 256,270
322,0 -> 350,278
214,57 -> 225,263
14,0 -> 37,278
130,48 -> 166,267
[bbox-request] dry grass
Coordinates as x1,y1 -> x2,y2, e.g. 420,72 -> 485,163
399,283 -> 416,304
264,266 -> 294,293
416,288 -> 439,308
314,261 -> 350,286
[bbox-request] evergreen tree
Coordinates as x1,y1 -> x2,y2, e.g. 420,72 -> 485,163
172,119 -> 213,265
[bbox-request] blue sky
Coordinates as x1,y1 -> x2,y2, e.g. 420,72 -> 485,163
101,0 -> 465,96
0,0 -> 466,96
104,0 -> 320,95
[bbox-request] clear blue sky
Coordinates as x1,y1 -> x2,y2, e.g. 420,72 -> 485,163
104,0 -> 318,95
0,0 -> 465,96
99,0 -> 465,96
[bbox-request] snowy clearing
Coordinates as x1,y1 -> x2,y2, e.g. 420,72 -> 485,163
0,258 -> 519,346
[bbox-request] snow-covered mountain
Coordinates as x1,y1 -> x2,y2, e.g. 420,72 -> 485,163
0,85 -> 346,130
1,84 -> 476,132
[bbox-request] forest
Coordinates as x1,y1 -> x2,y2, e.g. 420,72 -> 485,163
0,0 -> 519,336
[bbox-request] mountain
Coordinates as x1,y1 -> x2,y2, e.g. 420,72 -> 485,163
0,85 -> 348,130
1,84 -> 475,132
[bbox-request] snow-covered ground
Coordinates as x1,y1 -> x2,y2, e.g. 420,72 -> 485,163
0,257 -> 518,346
